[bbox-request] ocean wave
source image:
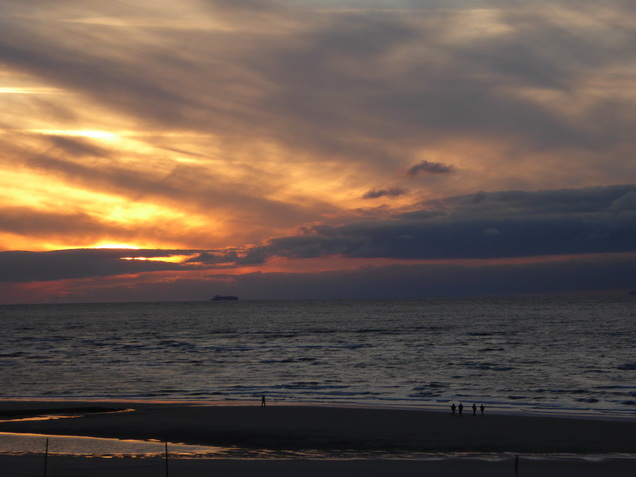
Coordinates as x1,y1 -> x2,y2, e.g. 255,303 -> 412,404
533,389 -> 591,395
355,328 -> 403,335
0,352 -> 27,359
259,357 -> 320,364
461,361 -> 514,371
617,362 -> 636,370
576,398 -> 599,403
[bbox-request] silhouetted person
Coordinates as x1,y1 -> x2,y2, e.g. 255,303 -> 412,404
458,403 -> 463,416
261,395 -> 266,407
451,403 -> 456,416
480,404 -> 485,415
472,403 -> 477,416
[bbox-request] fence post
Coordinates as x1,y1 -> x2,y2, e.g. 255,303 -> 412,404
43,438 -> 49,477
165,440 -> 169,477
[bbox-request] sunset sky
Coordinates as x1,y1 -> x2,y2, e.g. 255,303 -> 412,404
1,0 -> 635,303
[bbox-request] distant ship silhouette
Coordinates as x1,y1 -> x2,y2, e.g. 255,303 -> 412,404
211,294 -> 239,301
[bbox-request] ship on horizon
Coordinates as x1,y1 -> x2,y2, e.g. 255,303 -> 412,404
211,294 -> 239,301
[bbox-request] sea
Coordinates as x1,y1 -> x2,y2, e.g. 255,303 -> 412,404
1,296 -> 635,419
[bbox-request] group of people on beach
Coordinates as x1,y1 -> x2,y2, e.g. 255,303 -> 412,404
261,395 -> 486,416
451,402 -> 484,416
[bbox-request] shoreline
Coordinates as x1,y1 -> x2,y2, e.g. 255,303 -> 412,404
0,400 -> 635,454
1,397 -> 634,422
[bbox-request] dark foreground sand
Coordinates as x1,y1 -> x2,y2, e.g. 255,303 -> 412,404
2,454 -> 636,477
0,401 -> 635,476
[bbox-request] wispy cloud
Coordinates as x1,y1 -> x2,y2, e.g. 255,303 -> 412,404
362,187 -> 408,199
406,160 -> 455,177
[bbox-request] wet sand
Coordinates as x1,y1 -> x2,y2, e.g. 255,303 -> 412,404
0,401 -> 635,476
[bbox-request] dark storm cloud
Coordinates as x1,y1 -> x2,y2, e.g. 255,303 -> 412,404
241,185 -> 636,263
362,187 -> 408,199
0,247 -> 251,284
406,160 -> 455,177
0,249 -> 200,282
186,250 -> 240,264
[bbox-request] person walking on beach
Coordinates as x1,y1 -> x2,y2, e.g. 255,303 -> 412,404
480,404 -> 485,415
458,403 -> 463,416
261,395 -> 266,407
451,403 -> 456,416
472,403 -> 477,416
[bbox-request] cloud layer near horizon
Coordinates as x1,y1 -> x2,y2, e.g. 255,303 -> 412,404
1,1 -> 636,301
242,184 -> 636,262
1,184 -> 635,302
2,249 -> 635,303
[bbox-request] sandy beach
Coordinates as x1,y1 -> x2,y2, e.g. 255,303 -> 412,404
0,401 -> 635,476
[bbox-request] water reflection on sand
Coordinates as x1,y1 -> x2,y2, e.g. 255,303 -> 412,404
3,433 -> 636,463
0,432 -> 223,458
